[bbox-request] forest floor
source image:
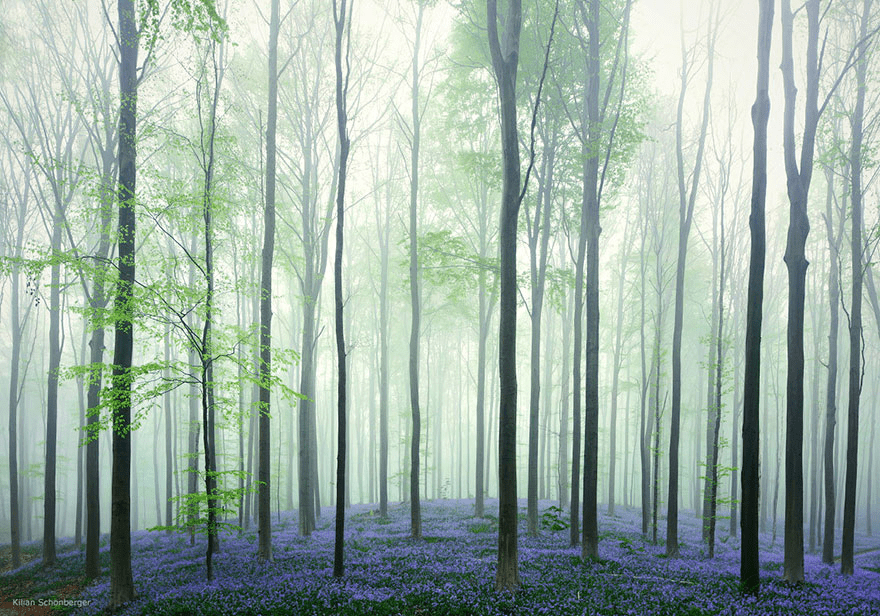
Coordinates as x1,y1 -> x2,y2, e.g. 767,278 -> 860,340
2,499 -> 879,615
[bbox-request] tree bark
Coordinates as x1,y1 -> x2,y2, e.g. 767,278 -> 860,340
740,0 -> 771,591
780,0 -> 820,584
668,4 -> 715,557
258,0 -> 280,563
409,2 -> 425,540
109,0 -> 137,604
822,165 -> 841,565
487,0 -> 522,590
332,0 -> 351,579
841,0 -> 870,576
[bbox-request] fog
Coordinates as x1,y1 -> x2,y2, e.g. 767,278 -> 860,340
0,0 -> 878,611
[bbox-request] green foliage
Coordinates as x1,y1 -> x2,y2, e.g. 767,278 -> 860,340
150,470 -> 255,537
539,505 -> 570,531
139,0 -> 228,47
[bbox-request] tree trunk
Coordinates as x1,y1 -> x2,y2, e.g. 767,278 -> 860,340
527,126 -> 556,535
780,0 -> 821,584
707,185 -> 726,559
668,4 -> 715,557
43,198 -> 62,567
7,258 -> 23,569
841,0 -> 870,576
409,2 -> 424,540
378,167 -> 391,518
258,0 -> 280,563
822,166 -> 841,565
109,0 -> 137,604
558,269 -> 571,512
332,0 -> 351,579
487,0 -> 522,590
608,216 -> 631,517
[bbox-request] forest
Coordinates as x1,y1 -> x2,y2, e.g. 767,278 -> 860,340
1,0 -> 879,614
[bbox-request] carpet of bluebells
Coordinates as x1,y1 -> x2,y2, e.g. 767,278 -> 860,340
6,499 -> 880,615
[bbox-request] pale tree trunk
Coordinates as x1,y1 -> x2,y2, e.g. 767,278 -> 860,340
527,127 -> 556,536
668,3 -> 716,557
608,215 -> 632,517
639,169 -> 650,536
557,263 -> 571,512
408,1 -> 425,540
841,0 -> 870,576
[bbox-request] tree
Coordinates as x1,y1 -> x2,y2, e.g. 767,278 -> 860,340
741,0 -> 772,593
842,0 -> 871,577
258,0 -> 280,563
109,0 -> 139,604
821,148 -> 843,566
2,133 -> 35,572
780,0 -> 820,583
408,0 -> 426,541
667,2 -> 716,558
332,0 -> 351,579
487,0 -> 523,590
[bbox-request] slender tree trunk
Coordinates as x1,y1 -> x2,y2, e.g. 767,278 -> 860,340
258,0 -> 280,563
740,0 -> 770,559
608,216 -> 631,516
165,326 -> 173,533
639,187 -> 650,536
527,128 -> 555,535
43,206 -> 62,567
841,0 -> 870,576
7,261 -> 23,569
669,5 -> 715,556
109,0 -> 137,603
557,274 -> 571,511
332,0 -> 351,579
707,190 -> 726,558
409,2 -> 424,540
822,167 -> 841,565
378,172 -> 391,518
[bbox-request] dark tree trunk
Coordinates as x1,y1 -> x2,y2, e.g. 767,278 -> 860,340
258,0 -> 279,563
822,166 -> 841,565
43,198 -> 62,568
707,184 -> 727,559
332,0 -> 351,579
527,127 -> 556,535
200,35 -> 224,579
109,0 -> 137,604
581,0 -> 601,562
741,0 -> 772,593
780,0 -> 822,584
409,2 -> 424,540
7,259 -> 23,570
487,0 -> 522,590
